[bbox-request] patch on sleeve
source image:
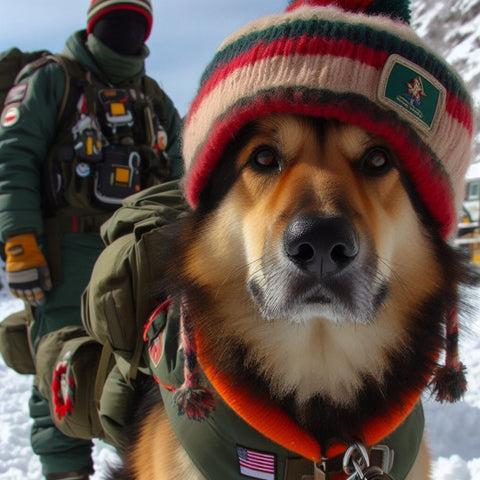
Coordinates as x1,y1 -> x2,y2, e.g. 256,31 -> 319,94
1,104 -> 21,128
377,54 -> 446,136
237,445 -> 276,480
5,83 -> 28,105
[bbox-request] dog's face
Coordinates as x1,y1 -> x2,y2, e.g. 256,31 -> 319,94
190,114 -> 440,327
178,113 -> 455,431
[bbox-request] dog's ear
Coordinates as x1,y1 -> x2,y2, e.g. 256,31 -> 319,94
196,120 -> 261,213
196,154 -> 239,213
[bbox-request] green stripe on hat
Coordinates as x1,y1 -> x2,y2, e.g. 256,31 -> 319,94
199,15 -> 468,105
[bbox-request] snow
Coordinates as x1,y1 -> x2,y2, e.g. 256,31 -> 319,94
0,267 -> 479,479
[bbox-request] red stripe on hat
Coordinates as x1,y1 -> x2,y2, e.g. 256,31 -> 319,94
446,91 -> 473,136
185,93 -> 455,237
187,35 -> 389,124
87,4 -> 153,40
186,35 -> 472,138
286,0 -> 375,12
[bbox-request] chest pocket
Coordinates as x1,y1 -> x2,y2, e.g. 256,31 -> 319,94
46,85 -> 166,213
93,145 -> 142,208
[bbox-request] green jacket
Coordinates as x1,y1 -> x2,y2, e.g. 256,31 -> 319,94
145,303 -> 424,480
0,30 -> 183,243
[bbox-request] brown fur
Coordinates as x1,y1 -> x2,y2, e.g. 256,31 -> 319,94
120,114 -> 475,479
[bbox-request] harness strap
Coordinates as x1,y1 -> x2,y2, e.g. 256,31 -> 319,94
45,55 -> 71,126
93,342 -> 114,411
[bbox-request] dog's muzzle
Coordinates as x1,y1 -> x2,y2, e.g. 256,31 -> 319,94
247,212 -> 385,322
283,214 -> 359,279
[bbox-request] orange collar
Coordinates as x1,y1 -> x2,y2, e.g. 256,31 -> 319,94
195,324 -> 426,462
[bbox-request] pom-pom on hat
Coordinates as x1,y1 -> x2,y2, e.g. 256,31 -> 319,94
182,0 -> 474,402
183,0 -> 473,240
87,0 -> 153,41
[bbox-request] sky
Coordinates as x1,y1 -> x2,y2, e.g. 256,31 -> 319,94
1,0 -> 282,116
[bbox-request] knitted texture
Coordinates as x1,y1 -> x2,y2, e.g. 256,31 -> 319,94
173,306 -> 216,421
287,0 -> 411,22
430,306 -> 468,403
182,0 -> 473,240
87,0 -> 153,40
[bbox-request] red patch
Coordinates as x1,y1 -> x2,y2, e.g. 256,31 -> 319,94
149,334 -> 163,367
1,105 -> 21,127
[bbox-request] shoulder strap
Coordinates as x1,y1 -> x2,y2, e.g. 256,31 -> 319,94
142,75 -> 166,125
16,53 -> 85,127
46,54 -> 86,127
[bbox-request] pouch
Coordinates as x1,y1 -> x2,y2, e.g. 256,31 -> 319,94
0,307 -> 35,374
94,145 -> 142,209
36,326 -> 113,441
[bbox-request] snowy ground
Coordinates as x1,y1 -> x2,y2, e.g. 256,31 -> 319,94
0,266 -> 479,479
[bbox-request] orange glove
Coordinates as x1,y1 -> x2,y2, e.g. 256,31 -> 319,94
5,233 -> 52,306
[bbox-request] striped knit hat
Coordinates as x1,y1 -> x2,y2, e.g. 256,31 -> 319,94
182,0 -> 475,403
87,0 -> 153,41
183,0 -> 473,240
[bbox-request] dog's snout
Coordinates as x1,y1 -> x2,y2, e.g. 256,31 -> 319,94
283,214 -> 359,278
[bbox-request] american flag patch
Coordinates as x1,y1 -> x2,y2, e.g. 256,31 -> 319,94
237,445 -> 276,480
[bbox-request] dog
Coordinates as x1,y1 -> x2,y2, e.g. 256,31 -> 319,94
102,0 -> 477,477
113,113 -> 474,480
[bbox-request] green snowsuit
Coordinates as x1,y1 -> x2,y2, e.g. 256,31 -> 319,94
0,30 -> 183,476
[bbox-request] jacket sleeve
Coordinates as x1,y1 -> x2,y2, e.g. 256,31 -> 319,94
158,90 -> 184,180
0,62 -> 66,242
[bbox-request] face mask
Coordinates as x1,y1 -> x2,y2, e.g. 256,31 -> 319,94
92,10 -> 147,56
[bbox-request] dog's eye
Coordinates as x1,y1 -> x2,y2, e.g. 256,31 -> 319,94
249,146 -> 280,172
359,148 -> 393,176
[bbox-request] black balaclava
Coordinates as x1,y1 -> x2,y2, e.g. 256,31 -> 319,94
91,10 -> 147,56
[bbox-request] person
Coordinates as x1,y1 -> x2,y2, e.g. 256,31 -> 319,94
0,1 -> 183,478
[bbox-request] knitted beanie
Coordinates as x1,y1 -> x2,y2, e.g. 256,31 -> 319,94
182,0 -> 475,403
183,0 -> 473,241
87,0 -> 153,41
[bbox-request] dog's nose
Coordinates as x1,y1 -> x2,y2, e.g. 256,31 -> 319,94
283,214 -> 359,278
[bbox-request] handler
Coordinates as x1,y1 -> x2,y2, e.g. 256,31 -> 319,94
0,1 -> 183,478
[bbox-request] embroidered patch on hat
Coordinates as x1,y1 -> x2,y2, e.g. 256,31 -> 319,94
1,105 -> 21,128
378,54 -> 446,136
5,84 -> 27,106
237,445 -> 276,480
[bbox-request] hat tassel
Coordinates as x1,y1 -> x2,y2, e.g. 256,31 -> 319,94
430,306 -> 467,403
172,304 -> 216,420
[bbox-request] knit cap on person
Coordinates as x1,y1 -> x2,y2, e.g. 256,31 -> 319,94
181,0 -> 475,404
87,0 -> 153,41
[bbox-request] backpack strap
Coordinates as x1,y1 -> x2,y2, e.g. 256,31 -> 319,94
127,225 -> 172,384
16,53 -> 85,127
142,75 -> 166,129
93,342 -> 114,411
46,54 -> 86,127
